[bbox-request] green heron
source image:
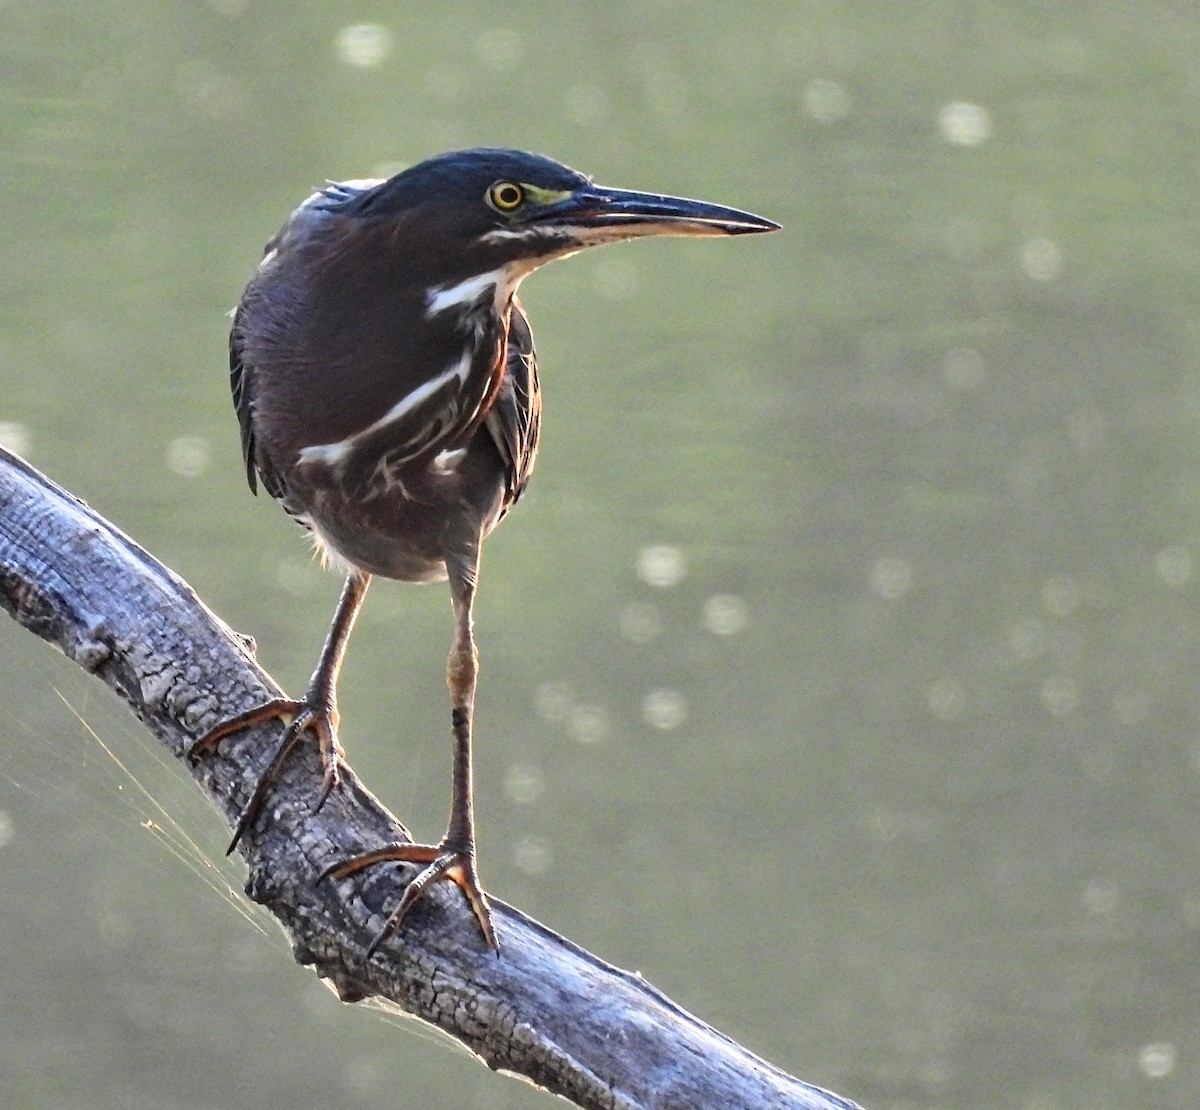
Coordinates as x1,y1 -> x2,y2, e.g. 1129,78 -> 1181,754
192,148 -> 778,953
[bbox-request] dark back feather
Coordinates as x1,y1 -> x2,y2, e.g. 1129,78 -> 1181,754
229,304 -> 262,495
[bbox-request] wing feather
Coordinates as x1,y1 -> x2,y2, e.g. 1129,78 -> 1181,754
230,178 -> 386,499
486,300 -> 541,511
229,304 -> 264,495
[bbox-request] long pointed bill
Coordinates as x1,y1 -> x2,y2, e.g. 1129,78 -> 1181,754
532,184 -> 780,245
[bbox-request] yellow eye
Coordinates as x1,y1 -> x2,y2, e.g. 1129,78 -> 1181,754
488,181 -> 525,212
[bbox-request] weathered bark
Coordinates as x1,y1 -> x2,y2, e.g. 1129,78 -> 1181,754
0,446 -> 863,1110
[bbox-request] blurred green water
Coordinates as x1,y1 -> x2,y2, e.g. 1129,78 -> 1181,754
3,2 -> 1200,1108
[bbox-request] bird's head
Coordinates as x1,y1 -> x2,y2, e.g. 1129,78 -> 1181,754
319,147 -> 779,282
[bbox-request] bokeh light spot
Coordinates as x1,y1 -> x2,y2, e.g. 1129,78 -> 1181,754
535,681 -> 574,723
513,836 -> 552,875
1020,237 -> 1065,281
870,557 -> 913,600
1040,674 -> 1078,717
503,763 -> 545,805
938,101 -> 992,145
165,435 -> 211,478
703,594 -> 748,636
567,703 -> 609,744
643,688 -> 688,730
803,78 -> 851,124
334,23 -> 393,68
1139,1043 -> 1176,1079
638,545 -> 687,588
927,677 -> 967,721
475,28 -> 522,69
1155,544 -> 1192,588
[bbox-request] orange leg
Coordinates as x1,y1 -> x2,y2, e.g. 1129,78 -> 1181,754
190,571 -> 371,853
321,554 -> 495,954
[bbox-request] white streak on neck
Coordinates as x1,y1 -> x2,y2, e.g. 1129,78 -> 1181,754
426,268 -> 507,317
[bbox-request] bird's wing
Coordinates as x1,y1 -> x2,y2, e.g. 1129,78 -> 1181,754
230,180 -> 388,499
229,302 -> 265,496
486,300 -> 541,509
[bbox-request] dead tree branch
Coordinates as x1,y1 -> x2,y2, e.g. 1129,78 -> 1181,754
0,446 -> 862,1110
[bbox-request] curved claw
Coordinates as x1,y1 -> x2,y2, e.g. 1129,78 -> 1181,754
321,842 -> 498,954
190,696 -> 347,853
188,698 -> 304,762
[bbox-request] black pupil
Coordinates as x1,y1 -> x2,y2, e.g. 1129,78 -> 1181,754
498,185 -> 520,206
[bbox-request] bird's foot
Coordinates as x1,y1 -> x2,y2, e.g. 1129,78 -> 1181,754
189,695 -> 346,853
320,839 -> 497,955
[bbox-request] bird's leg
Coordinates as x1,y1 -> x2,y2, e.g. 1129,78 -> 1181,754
190,571 -> 371,853
320,552 -> 497,954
